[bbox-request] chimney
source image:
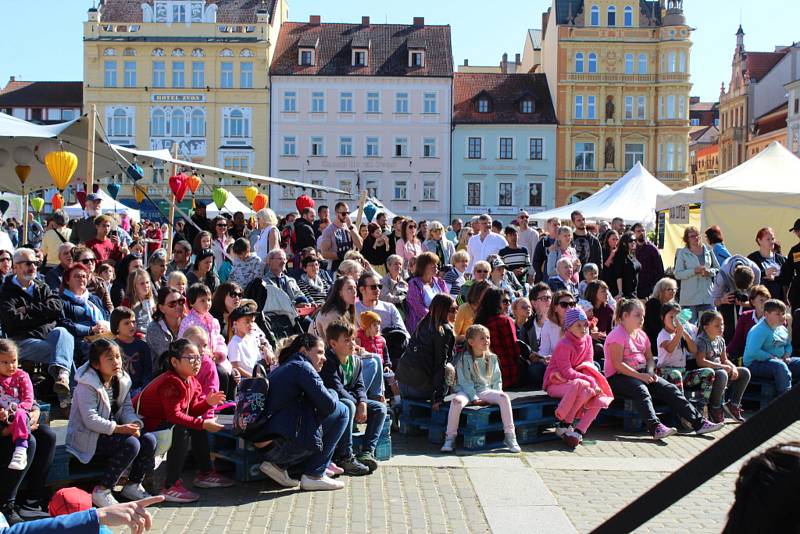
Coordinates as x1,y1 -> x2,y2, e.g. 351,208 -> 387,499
413,17 -> 424,27
309,15 -> 321,26
9,76 -> 15,83
463,59 -> 469,66
500,53 -> 508,74
361,16 -> 370,27
690,96 -> 700,105
515,53 -> 521,66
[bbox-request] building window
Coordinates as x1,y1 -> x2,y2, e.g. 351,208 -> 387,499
588,96 -> 596,120
299,49 -> 313,66
678,96 -> 686,119
498,183 -> 513,206
529,138 -> 543,160
170,109 -> 185,137
423,138 -> 436,157
468,137 -> 482,159
575,53 -> 584,73
423,180 -> 437,200
467,182 -> 481,206
575,95 -> 584,120
638,54 -> 648,74
423,92 -> 437,113
678,51 -> 687,73
528,183 -> 543,207
624,143 -> 645,171
173,4 -> 186,22
667,95 -> 676,119
339,137 -> 353,156
104,61 -> 117,88
521,99 -> 533,113
172,62 -> 184,88
123,61 -> 136,87
625,96 -> 634,120
311,92 -> 325,113
588,53 -> 597,73
394,180 -> 408,200
591,5 -> 600,26
223,156 -> 249,173
190,109 -> 204,137
366,137 -> 379,157
283,91 -> 297,113
366,180 -> 378,197
103,48 -> 117,56
223,109 -> 249,139
575,142 -> 595,170
191,48 -> 205,57
607,5 -> 616,26
220,62 -> 233,88
624,6 -> 633,26
499,137 -> 514,160
282,136 -> 296,156
409,51 -> 424,67
109,108 -> 133,138
625,54 -> 634,74
366,92 -> 380,113
150,109 -> 165,136
352,49 -> 367,66
339,92 -> 353,113
310,179 -> 324,199
192,62 -> 205,88
395,93 -> 409,114
690,118 -> 700,126
477,98 -> 489,113
394,137 -> 408,157
152,61 -> 165,87
668,51 -> 676,73
310,136 -> 324,156
240,62 -> 253,88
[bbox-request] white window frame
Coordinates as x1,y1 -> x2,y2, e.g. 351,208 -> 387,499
338,136 -> 353,157
192,61 -> 204,88
625,96 -> 634,120
152,61 -> 165,87
575,142 -> 595,171
499,137 -> 514,160
466,181 -> 482,207
395,92 -> 409,114
283,91 -> 297,113
240,62 -> 253,89
310,136 -> 324,157
624,143 -> 645,171
624,6 -> 633,26
625,54 -> 634,75
366,92 -> 380,113
172,61 -> 185,88
637,96 -> 646,119
638,53 -> 648,74
339,92 -> 353,113
394,179 -> 408,200
529,138 -> 544,160
588,53 -> 598,73
220,62 -> 233,89
299,49 -> 314,66
575,95 -> 584,120
423,137 -> 436,158
423,92 -> 437,114
123,61 -> 136,88
394,137 -> 409,157
352,49 -> 367,67
588,95 -> 596,120
590,5 -> 600,26
311,92 -> 325,113
104,61 -> 117,88
409,50 -> 424,67
667,95 -> 676,119
365,137 -> 380,157
575,53 -> 584,73
422,179 -> 437,201
607,5 -> 616,26
498,182 -> 514,207
528,182 -> 544,207
282,136 -> 296,156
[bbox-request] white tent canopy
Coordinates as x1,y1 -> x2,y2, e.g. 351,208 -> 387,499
64,188 -> 141,222
531,162 -> 674,228
205,193 -> 254,217
349,197 -> 397,224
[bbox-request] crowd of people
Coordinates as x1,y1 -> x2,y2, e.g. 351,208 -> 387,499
0,190 -> 799,529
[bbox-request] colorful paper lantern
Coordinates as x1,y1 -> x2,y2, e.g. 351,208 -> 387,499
168,174 -> 189,202
133,185 -> 147,204
0,149 -> 9,168
186,174 -> 201,194
45,150 -> 78,191
30,197 -> 45,213
295,194 -> 315,213
15,165 -> 31,184
75,191 -> 87,209
364,203 -> 378,222
0,200 -> 9,215
107,182 -> 121,200
252,193 -> 268,212
51,193 -> 65,210
244,186 -> 258,205
12,146 -> 33,166
212,187 -> 229,210
126,163 -> 144,182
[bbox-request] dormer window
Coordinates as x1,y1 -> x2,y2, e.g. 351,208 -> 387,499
352,49 -> 367,67
521,99 -> 534,113
299,48 -> 314,66
409,50 -> 425,68
477,98 -> 489,113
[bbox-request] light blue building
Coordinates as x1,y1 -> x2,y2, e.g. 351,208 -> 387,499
451,72 -> 557,225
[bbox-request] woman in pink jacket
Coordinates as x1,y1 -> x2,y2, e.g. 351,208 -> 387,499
543,308 -> 613,448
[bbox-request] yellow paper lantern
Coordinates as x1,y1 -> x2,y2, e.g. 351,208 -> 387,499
45,150 -> 78,191
134,185 -> 147,204
244,186 -> 258,205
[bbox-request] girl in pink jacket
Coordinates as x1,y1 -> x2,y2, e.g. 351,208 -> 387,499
544,308 -> 613,448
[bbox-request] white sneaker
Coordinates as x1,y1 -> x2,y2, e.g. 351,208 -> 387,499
120,483 -> 151,501
300,474 -> 345,491
91,486 -> 119,508
555,424 -> 573,438
504,432 -> 522,453
8,446 -> 26,471
259,461 -> 300,488
440,436 -> 456,453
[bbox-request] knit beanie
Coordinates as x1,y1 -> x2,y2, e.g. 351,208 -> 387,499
564,307 -> 588,329
359,311 -> 381,330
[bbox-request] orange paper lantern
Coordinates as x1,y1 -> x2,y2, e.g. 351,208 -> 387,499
252,193 -> 268,212
186,174 -> 201,194
51,193 -> 65,210
133,185 -> 147,204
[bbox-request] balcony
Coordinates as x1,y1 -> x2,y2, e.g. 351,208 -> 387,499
564,73 -> 656,84
657,73 -> 690,83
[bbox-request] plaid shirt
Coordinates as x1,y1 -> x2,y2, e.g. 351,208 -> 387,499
484,314 -> 521,388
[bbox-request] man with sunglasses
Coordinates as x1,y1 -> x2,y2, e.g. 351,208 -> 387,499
167,241 -> 192,275
0,248 -> 75,408
355,273 -> 408,337
320,202 -> 362,271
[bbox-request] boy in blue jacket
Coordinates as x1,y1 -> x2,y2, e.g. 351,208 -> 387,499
744,299 -> 800,395
320,321 -> 387,476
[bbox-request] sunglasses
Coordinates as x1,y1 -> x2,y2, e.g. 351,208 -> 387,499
216,223 -> 228,228
229,291 -> 243,298
165,297 -> 187,308
475,269 -> 489,274
449,306 -> 459,313
15,260 -> 39,268
79,258 -> 97,265
0,257 -> 11,262
558,301 -> 577,309
336,211 -> 348,216
364,284 -> 382,290
502,299 -> 512,305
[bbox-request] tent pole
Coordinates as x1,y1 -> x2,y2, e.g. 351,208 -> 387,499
166,144 -> 178,262
22,193 -> 29,245
86,104 -> 96,193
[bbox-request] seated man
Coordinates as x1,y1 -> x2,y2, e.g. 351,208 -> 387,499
45,242 -> 75,292
166,240 -> 192,275
264,249 -> 311,331
548,257 -> 580,299
0,248 -> 75,408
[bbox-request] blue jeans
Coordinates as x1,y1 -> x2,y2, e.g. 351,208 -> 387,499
747,357 -> 800,395
306,401 -> 348,477
335,397 -> 387,459
16,326 -> 75,378
361,355 -> 384,398
399,382 -> 431,400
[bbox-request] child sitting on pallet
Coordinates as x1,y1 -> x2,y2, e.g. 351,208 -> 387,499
320,320 -> 387,476
441,324 -> 521,454
357,311 -> 401,406
544,308 -> 613,449
744,299 -> 798,396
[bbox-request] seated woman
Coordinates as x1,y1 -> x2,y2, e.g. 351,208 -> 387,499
210,282 -> 243,340
379,255 -> 409,307
147,249 -> 168,291
474,287 -> 524,390
644,277 -> 679,351
603,299 -> 723,440
297,255 -> 331,306
454,281 -> 491,340
313,277 -> 357,342
186,249 -> 220,294
66,339 -> 156,508
405,252 -> 449,333
59,264 -> 111,359
71,246 -> 113,313
539,290 -> 576,359
360,223 -> 392,275
256,333 -> 349,492
110,254 -> 144,308
145,287 -> 187,370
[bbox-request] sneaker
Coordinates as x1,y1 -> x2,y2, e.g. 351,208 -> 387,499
695,419 -> 724,435
120,483 -> 151,501
161,480 -> 200,503
562,430 -> 582,449
724,403 -> 746,423
327,462 -> 344,476
259,462 -> 300,488
356,451 -> 379,473
504,432 -> 522,453
652,423 -> 677,440
336,456 -> 370,477
1,504 -> 23,526
17,499 -> 49,520
193,470 -> 235,489
440,436 -> 456,453
8,446 -> 26,471
708,406 -> 725,424
53,371 -> 70,396
91,486 -> 119,508
555,423 -> 573,438
300,474 -> 344,491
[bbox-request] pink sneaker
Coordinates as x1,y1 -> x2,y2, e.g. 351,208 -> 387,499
193,470 -> 235,488
652,423 -> 677,440
327,462 -> 344,476
161,480 -> 200,503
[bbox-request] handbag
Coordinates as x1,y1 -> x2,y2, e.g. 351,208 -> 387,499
233,363 -> 271,440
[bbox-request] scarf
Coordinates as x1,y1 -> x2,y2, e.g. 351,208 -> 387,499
64,289 -> 105,323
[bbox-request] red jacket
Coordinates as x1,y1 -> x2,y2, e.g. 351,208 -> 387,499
132,370 -> 210,432
357,329 -> 386,365
484,314 -> 521,388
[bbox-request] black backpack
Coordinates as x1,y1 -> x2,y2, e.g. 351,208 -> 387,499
233,363 -> 270,441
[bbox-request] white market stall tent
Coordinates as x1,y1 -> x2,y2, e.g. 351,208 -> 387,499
656,141 -> 800,257
531,162 -> 674,228
349,197 -> 397,224
63,188 -> 141,222
205,193 -> 254,218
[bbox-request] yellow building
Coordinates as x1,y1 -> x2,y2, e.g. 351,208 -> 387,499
541,0 -> 692,205
82,0 -> 286,211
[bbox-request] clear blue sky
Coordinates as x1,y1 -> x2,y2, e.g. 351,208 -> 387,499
1,0 -> 798,102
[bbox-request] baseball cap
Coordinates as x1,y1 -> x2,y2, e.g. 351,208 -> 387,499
86,193 -> 102,202
490,257 -> 506,270
49,487 -> 92,516
229,300 -> 259,323
790,218 -> 800,232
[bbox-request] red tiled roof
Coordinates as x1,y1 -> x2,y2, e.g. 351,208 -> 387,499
270,21 -> 453,77
745,50 -> 788,82
689,101 -> 716,111
453,73 -> 556,125
697,144 -> 718,157
98,0 -> 277,24
0,81 -> 83,107
753,102 -> 787,137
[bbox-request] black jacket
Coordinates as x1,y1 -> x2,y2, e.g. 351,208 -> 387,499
0,276 -> 64,340
319,348 -> 366,404
532,236 -> 556,283
294,218 -> 317,252
572,232 -> 603,277
395,321 -> 454,403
